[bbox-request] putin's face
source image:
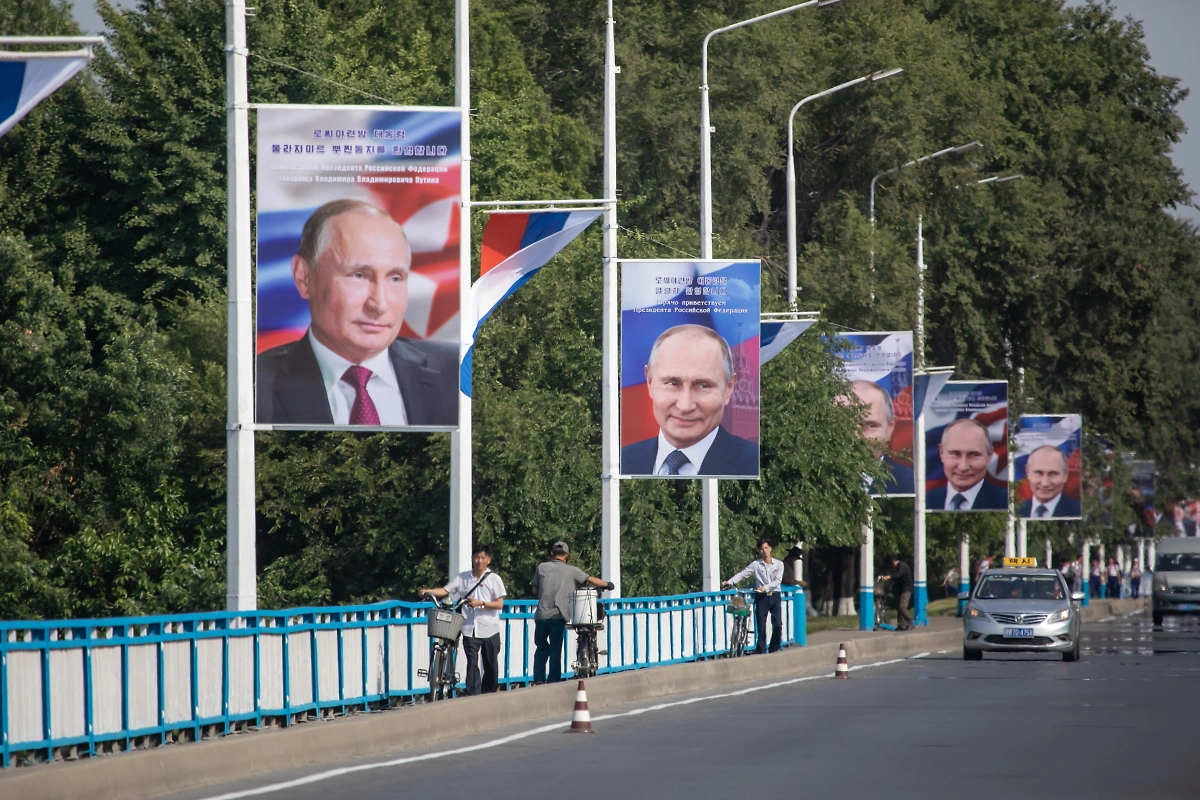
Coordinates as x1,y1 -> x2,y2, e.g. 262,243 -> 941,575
939,423 -> 991,493
293,210 -> 411,364
1027,448 -> 1068,503
851,383 -> 894,450
645,331 -> 735,450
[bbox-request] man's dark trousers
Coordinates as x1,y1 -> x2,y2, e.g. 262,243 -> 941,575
462,633 -> 501,695
533,618 -> 567,683
897,591 -> 913,630
754,592 -> 782,654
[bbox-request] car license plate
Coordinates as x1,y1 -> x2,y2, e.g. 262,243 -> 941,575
1004,628 -> 1034,638
1179,604 -> 1198,612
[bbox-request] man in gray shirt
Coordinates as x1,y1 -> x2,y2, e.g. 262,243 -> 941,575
531,542 -> 613,683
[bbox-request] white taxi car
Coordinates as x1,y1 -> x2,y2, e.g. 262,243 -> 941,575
960,558 -> 1084,662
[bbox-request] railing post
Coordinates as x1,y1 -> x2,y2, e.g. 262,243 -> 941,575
41,634 -> 51,762
280,617 -> 291,725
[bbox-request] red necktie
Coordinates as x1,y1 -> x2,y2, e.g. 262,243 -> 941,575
342,366 -> 380,425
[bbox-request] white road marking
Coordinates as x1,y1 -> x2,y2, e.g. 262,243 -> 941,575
937,650 -> 950,654
910,652 -> 931,659
196,654 -> 921,799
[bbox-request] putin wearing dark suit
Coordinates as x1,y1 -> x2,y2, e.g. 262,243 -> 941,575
1016,445 -> 1080,518
621,325 -> 758,477
927,418 -> 1008,511
256,199 -> 457,426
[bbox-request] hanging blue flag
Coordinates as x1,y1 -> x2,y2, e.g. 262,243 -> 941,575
0,51 -> 91,138
759,320 -> 814,365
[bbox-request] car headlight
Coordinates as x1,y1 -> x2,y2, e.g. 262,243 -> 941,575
1047,608 -> 1071,622
1155,583 -> 1168,592
966,605 -> 989,621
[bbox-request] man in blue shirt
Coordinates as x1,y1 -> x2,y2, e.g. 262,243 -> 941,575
724,538 -> 786,654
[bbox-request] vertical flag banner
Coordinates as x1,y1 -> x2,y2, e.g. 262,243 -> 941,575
926,380 -> 1009,512
1014,414 -> 1083,520
255,106 -> 461,428
620,259 -> 760,479
829,332 -> 915,497
759,320 -> 814,365
0,52 -> 90,138
1128,458 -> 1157,535
461,209 -> 602,396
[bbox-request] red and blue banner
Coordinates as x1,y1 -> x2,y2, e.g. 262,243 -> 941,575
1014,414 -> 1083,520
620,259 -> 760,479
925,380 -> 1009,512
0,52 -> 90,138
254,105 -> 461,428
461,209 -> 601,396
759,320 -> 813,365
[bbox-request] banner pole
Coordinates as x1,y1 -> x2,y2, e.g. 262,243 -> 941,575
957,533 -> 970,616
449,0 -> 473,578
859,516 -> 874,630
913,217 -> 927,625
699,25 -> 720,595
601,0 -> 622,597
225,0 -> 257,611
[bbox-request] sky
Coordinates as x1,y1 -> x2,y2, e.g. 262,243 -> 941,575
68,0 -> 1200,225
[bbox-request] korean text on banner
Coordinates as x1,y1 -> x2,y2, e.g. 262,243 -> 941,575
254,106 -> 462,429
829,332 -> 915,497
925,380 -> 1009,513
620,260 -> 761,479
1014,414 -> 1083,520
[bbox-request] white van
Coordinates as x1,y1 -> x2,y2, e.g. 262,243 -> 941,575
1152,537 -> 1200,626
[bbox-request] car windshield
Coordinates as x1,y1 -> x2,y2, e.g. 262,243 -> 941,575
975,574 -> 1066,600
1156,553 -> 1200,572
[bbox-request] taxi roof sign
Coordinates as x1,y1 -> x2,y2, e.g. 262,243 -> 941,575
1002,557 -> 1038,568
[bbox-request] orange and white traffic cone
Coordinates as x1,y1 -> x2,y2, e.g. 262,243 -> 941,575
566,680 -> 596,733
833,643 -> 850,679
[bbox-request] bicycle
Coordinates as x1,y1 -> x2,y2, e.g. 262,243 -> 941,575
417,593 -> 464,701
724,589 -> 752,658
569,587 -> 609,679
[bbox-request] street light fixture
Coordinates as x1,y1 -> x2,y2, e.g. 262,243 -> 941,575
700,0 -> 846,259
785,67 -> 903,308
696,0 -> 846,594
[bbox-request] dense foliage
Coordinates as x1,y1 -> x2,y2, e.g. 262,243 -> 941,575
0,0 -> 1195,617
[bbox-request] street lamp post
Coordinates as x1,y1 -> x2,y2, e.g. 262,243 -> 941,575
698,0 -> 844,592
785,67 -> 903,309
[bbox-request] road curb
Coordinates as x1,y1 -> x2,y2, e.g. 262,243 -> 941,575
0,626 -> 961,800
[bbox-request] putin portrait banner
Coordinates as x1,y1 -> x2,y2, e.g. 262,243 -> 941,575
255,105 -> 462,429
1014,414 -> 1082,520
925,380 -> 1009,513
620,259 -> 760,479
829,332 -> 914,497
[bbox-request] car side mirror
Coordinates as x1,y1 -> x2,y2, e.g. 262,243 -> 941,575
957,591 -> 970,601
1071,591 -> 1085,602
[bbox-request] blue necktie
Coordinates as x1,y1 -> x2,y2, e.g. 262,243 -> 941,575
1036,504 -> 1048,518
951,493 -> 967,510
664,450 -> 690,475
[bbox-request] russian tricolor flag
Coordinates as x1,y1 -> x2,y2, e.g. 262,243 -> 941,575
0,52 -> 90,138
461,209 -> 602,396
759,320 -> 813,365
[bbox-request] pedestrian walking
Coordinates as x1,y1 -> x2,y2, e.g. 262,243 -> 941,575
880,555 -> 914,630
418,543 -> 506,696
724,538 -> 785,653
1106,557 -> 1122,599
941,566 -> 958,599
1090,558 -> 1102,598
531,542 -> 613,684
1130,560 -> 1143,599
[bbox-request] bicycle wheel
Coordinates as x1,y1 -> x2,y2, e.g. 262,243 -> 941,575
428,646 -> 444,701
436,644 -> 457,700
587,632 -> 599,676
729,617 -> 748,657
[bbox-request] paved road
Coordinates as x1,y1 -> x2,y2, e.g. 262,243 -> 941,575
176,612 -> 1200,800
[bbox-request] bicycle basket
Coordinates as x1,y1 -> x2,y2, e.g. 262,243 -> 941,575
726,594 -> 751,617
426,608 -> 465,641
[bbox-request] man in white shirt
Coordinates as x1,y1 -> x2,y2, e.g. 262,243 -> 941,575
723,538 -> 785,654
257,199 -> 457,426
419,544 -> 506,695
620,325 -> 759,477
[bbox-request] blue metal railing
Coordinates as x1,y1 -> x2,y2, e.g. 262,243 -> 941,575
1,587 -> 804,767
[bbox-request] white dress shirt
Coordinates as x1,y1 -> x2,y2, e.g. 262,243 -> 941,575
1031,494 -> 1061,518
653,426 -> 720,476
726,558 -> 784,593
308,331 -> 408,425
443,570 -> 507,638
944,479 -> 984,510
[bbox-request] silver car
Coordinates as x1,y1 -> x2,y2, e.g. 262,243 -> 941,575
961,567 -> 1084,662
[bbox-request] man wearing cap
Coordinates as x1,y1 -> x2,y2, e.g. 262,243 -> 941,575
531,542 -> 614,684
